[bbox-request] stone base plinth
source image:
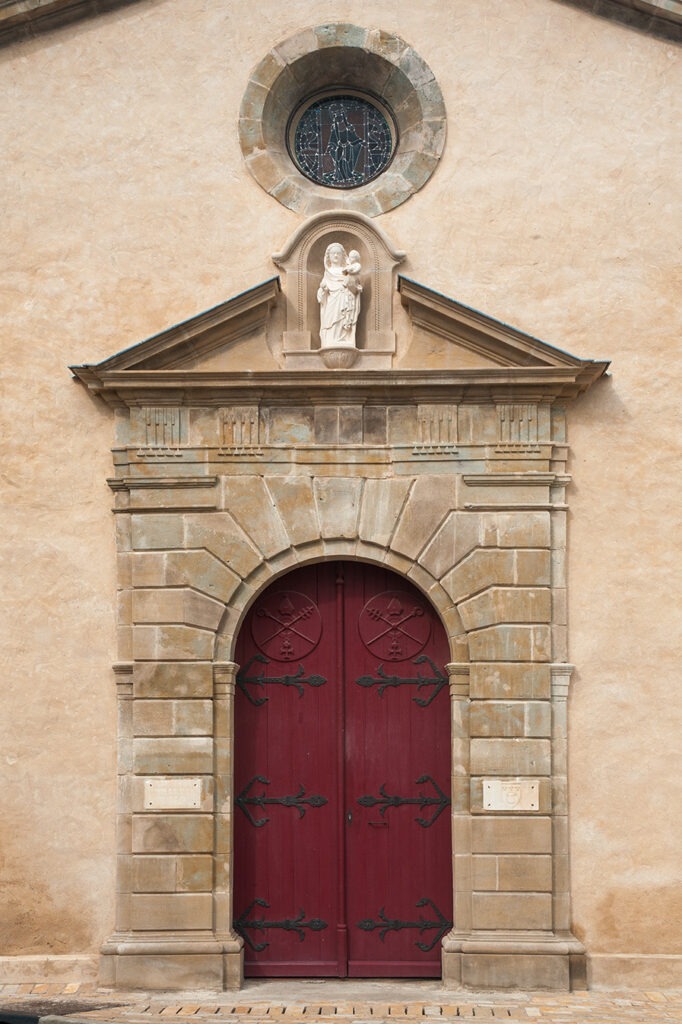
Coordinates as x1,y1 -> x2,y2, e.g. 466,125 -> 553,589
442,933 -> 586,991
100,936 -> 243,990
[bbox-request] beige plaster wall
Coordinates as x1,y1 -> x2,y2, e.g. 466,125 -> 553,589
0,0 -> 680,982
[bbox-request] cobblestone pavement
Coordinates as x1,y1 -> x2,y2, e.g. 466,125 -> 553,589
0,982 -> 681,1024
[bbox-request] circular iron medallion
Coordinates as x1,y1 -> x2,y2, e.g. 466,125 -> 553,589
358,590 -> 431,662
251,590 -> 323,662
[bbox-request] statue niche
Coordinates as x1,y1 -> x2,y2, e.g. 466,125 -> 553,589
272,210 -> 405,371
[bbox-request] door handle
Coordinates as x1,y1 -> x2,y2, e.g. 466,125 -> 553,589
347,810 -> 353,824
368,821 -> 389,828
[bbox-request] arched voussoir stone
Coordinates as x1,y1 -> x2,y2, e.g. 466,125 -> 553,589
212,538 -> 468,664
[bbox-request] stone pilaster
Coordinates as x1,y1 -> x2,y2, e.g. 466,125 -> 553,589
213,661 -> 244,990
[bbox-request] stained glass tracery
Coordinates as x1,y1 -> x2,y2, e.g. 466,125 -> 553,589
292,95 -> 394,189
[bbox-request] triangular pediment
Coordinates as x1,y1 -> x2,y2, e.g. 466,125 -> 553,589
81,278 -> 281,374
397,277 -> 589,371
70,272 -> 608,405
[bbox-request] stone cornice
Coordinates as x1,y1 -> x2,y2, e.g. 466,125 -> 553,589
78,278 -> 281,375
2,0 -> 678,51
398,277 -> 606,374
0,0 -> 142,47
70,366 -> 608,408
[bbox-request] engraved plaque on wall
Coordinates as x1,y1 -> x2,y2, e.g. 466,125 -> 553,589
483,779 -> 539,812
144,778 -> 202,810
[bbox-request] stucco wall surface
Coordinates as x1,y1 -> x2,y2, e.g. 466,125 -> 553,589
0,0 -> 680,984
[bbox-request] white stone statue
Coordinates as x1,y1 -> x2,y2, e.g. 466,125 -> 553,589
317,242 -> 362,351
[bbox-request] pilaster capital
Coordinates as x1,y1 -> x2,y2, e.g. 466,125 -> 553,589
446,662 -> 470,700
213,661 -> 239,696
112,662 -> 134,697
550,663 -> 575,701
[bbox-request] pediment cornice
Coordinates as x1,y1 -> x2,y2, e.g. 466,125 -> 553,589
71,274 -> 608,408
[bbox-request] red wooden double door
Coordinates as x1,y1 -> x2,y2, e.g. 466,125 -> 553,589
233,562 -> 452,977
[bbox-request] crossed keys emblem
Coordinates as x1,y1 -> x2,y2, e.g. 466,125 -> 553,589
251,590 -> 322,661
358,590 -> 431,661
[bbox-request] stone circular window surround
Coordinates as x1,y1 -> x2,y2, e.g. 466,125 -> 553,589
238,24 -> 447,218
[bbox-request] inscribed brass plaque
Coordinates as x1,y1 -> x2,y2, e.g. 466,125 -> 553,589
144,778 -> 201,810
483,779 -> 539,812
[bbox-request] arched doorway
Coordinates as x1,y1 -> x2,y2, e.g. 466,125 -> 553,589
233,561 -> 453,978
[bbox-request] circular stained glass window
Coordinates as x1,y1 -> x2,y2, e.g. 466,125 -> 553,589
289,92 -> 396,189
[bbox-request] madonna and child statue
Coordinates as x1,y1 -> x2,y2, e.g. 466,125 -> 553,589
317,242 -> 362,367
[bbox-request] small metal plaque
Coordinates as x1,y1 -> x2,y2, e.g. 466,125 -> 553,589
144,778 -> 201,810
483,779 -> 539,812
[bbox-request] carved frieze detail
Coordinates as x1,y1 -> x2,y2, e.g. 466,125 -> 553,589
495,403 -> 541,452
137,406 -> 186,457
414,404 -> 458,456
219,406 -> 263,458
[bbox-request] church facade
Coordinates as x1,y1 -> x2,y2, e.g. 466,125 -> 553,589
1,0 -> 680,994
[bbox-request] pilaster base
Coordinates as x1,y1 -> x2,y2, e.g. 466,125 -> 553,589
442,933 -> 586,991
100,935 -> 243,991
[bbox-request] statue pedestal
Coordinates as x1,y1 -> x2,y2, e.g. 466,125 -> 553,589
320,346 -> 359,369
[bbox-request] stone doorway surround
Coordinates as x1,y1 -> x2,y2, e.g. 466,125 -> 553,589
71,213 -> 608,993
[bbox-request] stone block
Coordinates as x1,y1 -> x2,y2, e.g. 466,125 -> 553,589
470,738 -> 551,776
459,587 -> 551,631
498,855 -> 553,892
222,476 -> 291,558
129,893 -> 212,930
132,814 -> 214,853
265,476 -> 319,547
133,700 -> 213,737
358,478 -> 412,549
391,476 -> 458,560
525,701 -> 552,737
131,552 -> 166,588
472,816 -> 552,853
469,702 -> 525,738
134,737 -> 213,775
314,477 -> 362,538
472,892 -> 552,930
174,700 -> 213,736
133,701 -> 173,736
468,625 -> 551,662
472,854 -> 497,890
134,662 -> 213,699
132,855 -> 176,892
185,513 -> 261,579
472,853 -> 553,892
470,663 -> 551,700
131,854 -> 213,893
363,406 -> 387,444
442,549 -> 515,604
106,953 -> 224,990
140,590 -> 219,631
486,512 -> 551,549
127,485 -> 217,512
177,854 -> 213,892
131,515 -> 184,551
167,551 -> 240,603
133,625 -> 215,661
461,953 -> 569,990
419,512 -> 482,580
515,549 -> 551,586
386,405 -> 417,444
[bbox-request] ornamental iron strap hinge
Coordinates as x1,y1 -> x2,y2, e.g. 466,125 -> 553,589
357,774 -> 450,828
234,898 -> 328,951
236,775 -> 328,827
236,653 -> 327,706
355,655 -> 447,707
357,898 -> 452,952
